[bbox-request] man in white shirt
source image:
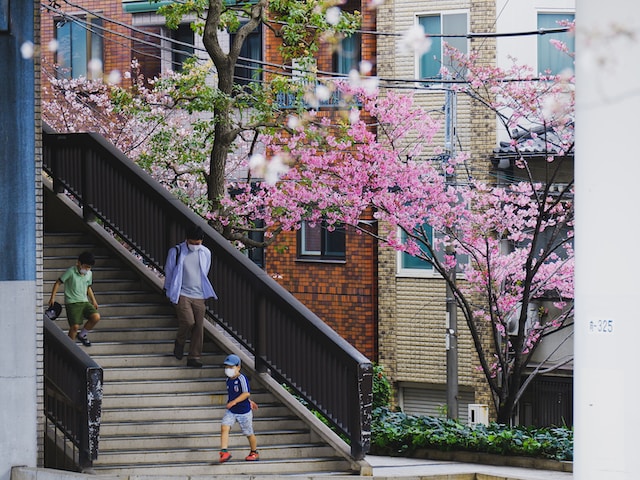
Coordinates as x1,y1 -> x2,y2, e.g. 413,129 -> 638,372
163,225 -> 217,368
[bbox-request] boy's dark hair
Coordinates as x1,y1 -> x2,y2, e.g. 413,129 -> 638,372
78,251 -> 96,266
186,225 -> 204,241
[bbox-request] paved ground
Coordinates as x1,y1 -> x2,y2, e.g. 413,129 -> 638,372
366,455 -> 574,479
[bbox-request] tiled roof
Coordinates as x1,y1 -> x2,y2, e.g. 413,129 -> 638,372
493,125 -> 574,158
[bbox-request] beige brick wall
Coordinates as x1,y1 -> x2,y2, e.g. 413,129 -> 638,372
377,0 -> 499,417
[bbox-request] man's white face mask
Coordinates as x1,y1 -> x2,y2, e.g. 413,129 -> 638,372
187,243 -> 201,252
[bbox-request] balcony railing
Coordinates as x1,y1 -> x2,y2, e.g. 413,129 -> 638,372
275,78 -> 361,109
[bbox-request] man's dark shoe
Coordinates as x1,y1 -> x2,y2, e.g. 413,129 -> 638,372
187,358 -> 203,368
77,335 -> 91,347
173,341 -> 184,360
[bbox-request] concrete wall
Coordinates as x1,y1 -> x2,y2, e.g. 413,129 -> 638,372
0,1 -> 39,479
574,2 -> 640,478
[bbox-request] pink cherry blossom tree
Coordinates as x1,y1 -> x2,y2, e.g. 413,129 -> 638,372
225,51 -> 574,422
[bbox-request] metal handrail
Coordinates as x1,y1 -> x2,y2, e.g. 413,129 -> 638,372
43,126 -> 372,459
43,316 -> 103,470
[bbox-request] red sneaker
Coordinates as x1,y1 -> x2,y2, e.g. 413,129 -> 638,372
219,451 -> 231,463
245,451 -> 259,461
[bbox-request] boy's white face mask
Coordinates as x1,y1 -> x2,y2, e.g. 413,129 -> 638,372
225,368 -> 237,378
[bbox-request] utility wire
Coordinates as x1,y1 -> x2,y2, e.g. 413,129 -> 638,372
42,1 -> 574,89
54,0 -> 571,40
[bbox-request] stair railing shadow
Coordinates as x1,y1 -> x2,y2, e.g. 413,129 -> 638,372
43,125 -> 372,460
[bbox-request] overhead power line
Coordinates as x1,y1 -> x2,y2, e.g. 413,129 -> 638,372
41,1 -> 574,89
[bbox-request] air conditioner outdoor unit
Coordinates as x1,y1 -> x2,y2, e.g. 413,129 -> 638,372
468,403 -> 489,427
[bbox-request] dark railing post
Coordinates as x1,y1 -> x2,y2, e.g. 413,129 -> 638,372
350,362 -> 373,459
255,294 -> 268,374
81,367 -> 103,468
49,139 -> 65,194
82,145 -> 95,222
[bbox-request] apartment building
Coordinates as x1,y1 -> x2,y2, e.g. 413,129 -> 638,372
376,0 -> 575,425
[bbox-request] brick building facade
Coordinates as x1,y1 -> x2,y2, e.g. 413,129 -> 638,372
262,0 -> 380,362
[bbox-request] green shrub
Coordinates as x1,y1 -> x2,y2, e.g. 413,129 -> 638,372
372,364 -> 392,410
371,407 -> 573,461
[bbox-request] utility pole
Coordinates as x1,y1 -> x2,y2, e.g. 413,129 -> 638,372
444,86 -> 459,420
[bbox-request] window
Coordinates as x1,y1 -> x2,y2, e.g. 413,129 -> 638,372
537,13 -> 575,75
299,221 -> 346,260
397,223 -> 468,277
55,16 -> 103,79
171,23 -> 195,72
398,223 -> 436,275
231,24 -> 263,87
418,12 -> 467,79
333,33 -> 361,75
247,219 -> 265,268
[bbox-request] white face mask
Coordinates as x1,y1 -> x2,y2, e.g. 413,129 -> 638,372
187,243 -> 201,252
225,368 -> 237,378
79,268 -> 89,275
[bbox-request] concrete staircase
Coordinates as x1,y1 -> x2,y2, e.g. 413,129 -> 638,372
44,230 -> 361,476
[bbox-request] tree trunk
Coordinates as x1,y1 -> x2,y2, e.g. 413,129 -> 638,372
496,396 -> 514,424
208,121 -> 231,210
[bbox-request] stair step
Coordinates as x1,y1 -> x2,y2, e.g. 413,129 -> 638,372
69,341 -> 173,356
82,316 -> 177,330
100,390 -> 276,409
44,268 -> 139,282
98,429 -> 314,450
103,379 -> 221,395
94,348 -> 223,362
103,365 -> 224,382
101,404 -> 293,422
78,327 -> 177,343
93,443 -> 338,465
52,316 -> 176,329
91,456 -> 354,476
99,417 -> 307,436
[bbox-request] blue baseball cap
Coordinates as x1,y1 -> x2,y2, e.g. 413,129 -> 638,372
223,354 -> 241,366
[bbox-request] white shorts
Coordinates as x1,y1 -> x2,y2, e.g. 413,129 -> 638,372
221,410 -> 254,436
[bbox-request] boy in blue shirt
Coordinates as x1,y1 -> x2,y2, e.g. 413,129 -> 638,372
219,354 -> 259,463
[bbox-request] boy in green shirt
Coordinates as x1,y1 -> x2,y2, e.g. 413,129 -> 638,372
48,251 -> 100,346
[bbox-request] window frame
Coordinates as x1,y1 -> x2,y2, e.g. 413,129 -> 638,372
333,33 -> 361,75
298,221 -> 346,261
230,22 -> 264,87
54,15 -> 104,80
396,224 -> 468,278
537,11 -> 575,76
416,10 -> 469,81
170,22 -> 195,72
